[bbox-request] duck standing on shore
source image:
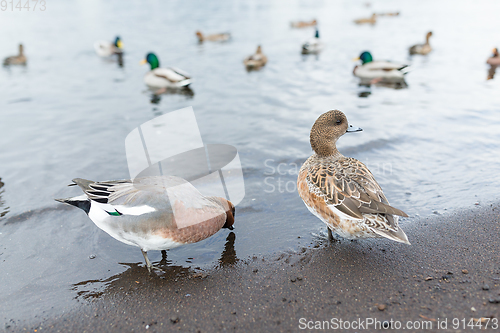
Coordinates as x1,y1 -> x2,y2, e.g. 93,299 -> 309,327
297,110 -> 410,244
244,45 -> 267,70
3,44 -> 27,66
409,31 -> 433,55
196,31 -> 231,43
56,176 -> 235,272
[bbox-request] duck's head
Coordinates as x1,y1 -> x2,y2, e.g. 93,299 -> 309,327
140,53 -> 160,70
492,48 -> 499,57
426,31 -> 433,40
314,29 -> 319,38
256,45 -> 262,53
114,36 -> 123,49
18,44 -> 24,55
358,51 -> 373,64
221,199 -> 235,230
195,31 -> 203,39
310,110 -> 362,156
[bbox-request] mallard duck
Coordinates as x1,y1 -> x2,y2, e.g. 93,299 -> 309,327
353,51 -> 409,83
94,36 -> 123,57
297,110 -> 409,244
354,13 -> 377,25
195,31 -> 231,43
487,48 -> 500,66
409,31 -> 433,55
290,19 -> 317,28
56,176 -> 235,272
140,53 -> 191,88
302,29 -> 324,54
243,45 -> 267,70
3,44 -> 26,66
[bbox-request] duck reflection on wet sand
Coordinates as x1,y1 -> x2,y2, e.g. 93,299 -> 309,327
71,232 -> 237,301
149,86 -> 194,104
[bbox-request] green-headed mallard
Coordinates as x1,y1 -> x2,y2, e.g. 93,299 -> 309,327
140,53 -> 191,88
94,36 -> 123,57
353,51 -> 409,83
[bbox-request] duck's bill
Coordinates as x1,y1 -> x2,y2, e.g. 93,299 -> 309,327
346,125 -> 362,132
352,57 -> 360,61
139,59 -> 147,65
117,40 -> 124,49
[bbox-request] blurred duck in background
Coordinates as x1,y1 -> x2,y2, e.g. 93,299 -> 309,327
141,52 -> 191,88
354,13 -> 377,25
487,48 -> 499,80
94,36 -> 123,57
486,48 -> 500,66
290,19 -> 317,28
195,31 -> 231,43
302,29 -> 324,54
353,51 -> 409,84
3,44 -> 27,66
409,32 -> 433,55
378,12 -> 400,16
244,45 -> 267,70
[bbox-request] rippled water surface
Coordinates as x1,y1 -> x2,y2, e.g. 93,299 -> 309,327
1,0 -> 500,325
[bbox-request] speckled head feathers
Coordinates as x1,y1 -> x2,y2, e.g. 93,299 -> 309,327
310,110 -> 351,156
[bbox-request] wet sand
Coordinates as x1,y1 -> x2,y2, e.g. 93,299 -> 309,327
8,203 -> 500,332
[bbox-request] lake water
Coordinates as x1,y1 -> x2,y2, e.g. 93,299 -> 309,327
1,0 -> 500,325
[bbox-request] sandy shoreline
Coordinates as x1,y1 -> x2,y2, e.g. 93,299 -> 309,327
8,203 -> 500,332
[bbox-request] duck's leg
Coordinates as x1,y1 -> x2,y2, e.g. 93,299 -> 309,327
141,249 -> 154,272
327,228 -> 334,241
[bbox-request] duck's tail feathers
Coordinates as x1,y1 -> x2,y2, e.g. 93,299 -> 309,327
371,226 -> 410,245
398,65 -> 411,74
55,194 -> 91,214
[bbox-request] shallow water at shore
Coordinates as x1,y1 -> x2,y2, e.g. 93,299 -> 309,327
1,0 -> 500,325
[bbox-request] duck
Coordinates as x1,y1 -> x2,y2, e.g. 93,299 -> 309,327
56,176 -> 235,272
297,110 -> 410,244
3,44 -> 27,66
409,31 -> 433,55
243,45 -> 268,70
487,48 -> 500,66
354,13 -> 377,25
302,29 -> 324,54
195,31 -> 231,43
353,51 -> 409,83
377,12 -> 400,16
291,19 -> 317,28
94,36 -> 123,57
140,53 -> 191,88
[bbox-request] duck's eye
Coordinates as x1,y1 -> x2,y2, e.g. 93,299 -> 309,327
336,120 -> 342,125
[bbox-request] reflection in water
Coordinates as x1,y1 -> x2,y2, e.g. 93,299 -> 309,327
71,232 -> 237,301
149,86 -> 194,104
487,65 -> 498,80
117,52 -> 124,68
0,178 -> 9,218
357,79 -> 408,97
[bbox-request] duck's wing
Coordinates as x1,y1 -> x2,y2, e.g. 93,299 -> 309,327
366,61 -> 408,71
305,157 -> 408,224
152,68 -> 189,82
72,176 -> 200,209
